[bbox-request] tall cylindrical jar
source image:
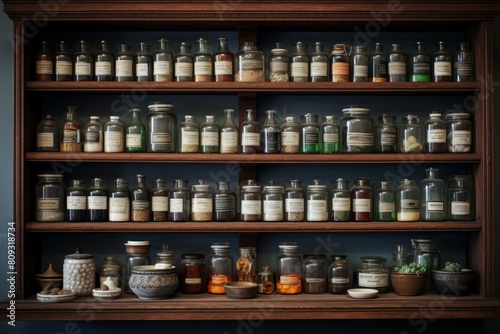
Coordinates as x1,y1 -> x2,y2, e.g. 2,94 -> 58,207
194,38 -> 213,82
425,113 -> 446,153
351,177 -> 373,222
374,181 -> 396,222
350,45 -> 369,82
310,42 -> 328,82
60,106 -> 82,152
108,178 -> 130,222
115,43 -> 134,82
446,112 -> 472,153
300,113 -> 320,154
214,181 -> 236,222
330,178 -> 351,222
235,41 -> 264,82
240,109 -> 261,154
63,248 -> 95,296
191,180 -> 213,222
328,255 -> 353,294
302,254 -> 327,294
169,179 -> 191,222
153,39 -> 174,82
131,174 -> 150,222
388,43 -> 406,82
340,106 -> 374,153
289,41 -> 309,82
411,238 -> 440,290
36,174 -> 66,222
276,242 -> 302,294
280,116 -> 300,154
207,242 -> 234,294
87,178 -> 108,222
174,42 -> 194,82
400,114 -> 424,153
261,109 -> 281,153
305,180 -> 329,222
125,108 -> 146,152
240,184 -> 262,222
146,102 -> 176,153
396,179 -> 420,221
375,114 -> 398,153
220,108 -> 239,153
237,247 -> 258,282
321,115 -> 339,153
432,41 -> 453,82
420,167 -> 446,221
66,179 -> 87,222
214,37 -> 234,82
83,116 -> 103,152
74,40 -> 94,81
262,183 -> 284,222
37,115 -> 59,152
54,41 -> 72,81
329,44 -> 350,82
180,253 -> 206,294
454,42 -> 475,82
369,43 -> 388,82
151,179 -> 169,222
200,115 -> 220,153
447,175 -> 475,221
36,41 -> 53,81
95,40 -> 115,81
284,179 -> 305,222
358,256 -> 389,293
409,42 -> 431,82
268,43 -> 289,82
104,116 -> 124,153
177,115 -> 200,153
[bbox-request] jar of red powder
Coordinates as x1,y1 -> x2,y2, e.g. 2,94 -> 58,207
180,253 -> 206,294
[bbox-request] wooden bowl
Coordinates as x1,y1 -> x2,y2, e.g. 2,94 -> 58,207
224,282 -> 258,299
391,273 -> 427,296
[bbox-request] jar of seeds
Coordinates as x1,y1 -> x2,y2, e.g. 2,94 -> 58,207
191,180 -> 213,222
177,115 -> 200,153
302,254 -> 327,294
284,179 -> 305,222
151,179 -> 169,222
235,41 -> 264,82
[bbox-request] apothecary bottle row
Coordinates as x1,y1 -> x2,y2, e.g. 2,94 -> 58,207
36,170 -> 475,223
35,38 -> 474,83
36,103 -> 472,154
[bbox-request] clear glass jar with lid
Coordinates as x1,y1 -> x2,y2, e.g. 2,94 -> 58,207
115,43 -> 134,81
63,248 -> 95,296
87,178 -> 108,222
446,112 -> 472,153
83,116 -> 103,152
328,255 -> 353,294
60,105 -> 82,152
214,37 -> 234,82
280,116 -> 300,153
125,108 -> 146,152
135,42 -> 153,81
454,42 -> 475,82
191,179 -> 213,222
177,115 -> 200,153
194,38 -> 213,82
200,115 -> 220,153
156,244 -> 175,267
374,114 -> 398,153
220,108 -> 239,153
99,256 -> 121,289
36,173 -> 66,222
388,43 -> 406,82
108,178 -> 130,222
66,179 -> 87,222
240,109 -> 261,153
447,175 -> 475,221
237,247 -> 257,283
390,244 -> 411,273
131,174 -> 150,222
289,41 -> 309,82
329,43 -> 350,82
124,241 -> 151,294
302,254 -> 327,294
400,114 -> 424,153
262,182 -> 284,222
169,179 -> 191,222
235,41 -> 264,82
214,181 -> 236,222
74,40 -> 94,81
37,115 -> 59,152
396,179 -> 420,221
300,113 -> 320,153
261,109 -> 281,153
432,41 -> 453,82
151,178 -> 168,222
340,105 -> 374,153
305,180 -> 329,222
284,179 -> 305,222
180,253 -> 206,294
174,42 -> 194,82
374,181 -> 396,222
268,42 -> 289,82
350,45 -> 369,82
330,178 -> 351,222
321,115 -> 339,153
95,40 -> 114,81
310,42 -> 328,82
425,113 -> 446,153
153,38 -> 174,82
420,167 -> 446,221
358,256 -> 389,293
54,40 -> 72,81
351,177 -> 373,222
147,102 -> 176,153
411,238 -> 440,290
207,242 -> 234,294
276,242 -> 302,294
240,183 -> 262,222
409,42 -> 431,82
103,116 -> 124,153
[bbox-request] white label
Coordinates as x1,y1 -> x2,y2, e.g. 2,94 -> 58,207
451,130 -> 472,145
37,198 -> 60,211
214,60 -> 233,75
104,131 -> 124,151
220,132 -> 238,152
285,198 -> 304,213
263,200 -> 283,214
358,273 -> 388,287
281,132 -> 299,146
434,62 -> 452,76
378,201 -> 395,213
323,133 -> 339,144
353,64 -> 368,77
67,196 -> 86,210
353,198 -> 371,213
175,62 -> 193,76
136,63 -> 149,76
154,61 -> 171,75
241,200 -> 261,215
400,198 -> 420,209
381,133 -> 397,145
192,198 -> 213,213
75,62 -> 91,75
310,62 -> 327,77
37,132 -> 54,147
126,134 -> 142,148
291,62 -> 309,77
152,196 -> 169,211
201,132 -> 219,146
331,277 -> 350,284
88,196 -> 107,210
427,201 -> 444,211
241,133 -> 260,146
451,201 -> 470,215
116,59 -> 133,77
305,278 -> 325,283
95,61 -> 112,76
181,131 -> 199,145
307,200 -> 328,221
388,61 -> 406,75
332,198 -> 350,211
194,61 -> 212,76
55,60 -> 72,75
346,132 -> 374,146
427,129 -> 446,143
109,197 -> 128,213
170,198 -> 183,213
36,60 -> 53,75
151,132 -> 172,144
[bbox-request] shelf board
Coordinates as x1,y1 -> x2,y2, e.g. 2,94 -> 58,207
25,221 -> 482,233
25,152 -> 481,163
4,293 -> 500,321
25,81 -> 480,94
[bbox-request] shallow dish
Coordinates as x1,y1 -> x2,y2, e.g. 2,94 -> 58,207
37,292 -> 76,303
224,282 -> 258,299
347,288 -> 378,299
92,287 -> 122,300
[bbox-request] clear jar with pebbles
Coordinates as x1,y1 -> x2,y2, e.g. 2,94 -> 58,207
191,180 -> 213,222
178,115 -> 200,153
284,179 -> 305,222
131,174 -> 150,222
235,41 -> 264,82
280,116 -> 300,153
302,254 -> 327,294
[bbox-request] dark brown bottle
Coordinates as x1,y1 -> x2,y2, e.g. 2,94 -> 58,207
36,41 -> 53,81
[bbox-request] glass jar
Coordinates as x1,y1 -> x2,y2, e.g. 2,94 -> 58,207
432,41 -> 453,82
194,38 -> 213,82
60,106 -> 82,152
425,113 -> 446,153
388,43 -> 406,82
131,174 -> 150,222
262,183 -> 284,222
351,177 -> 373,222
329,43 -> 350,82
369,42 -> 388,82
87,178 -> 108,222
99,256 -> 121,289
180,253 -> 206,294
177,115 -> 200,153
125,108 -> 146,152
240,109 -> 261,153
214,37 -> 234,82
135,42 -> 153,81
115,43 -> 134,82
235,41 -> 265,82
284,179 -> 305,222
95,40 -> 114,81
447,175 -> 475,221
124,241 -> 151,294
214,181 -> 236,222
300,113 -> 320,153
400,114 -> 424,153
446,112 -> 472,153
237,247 -> 258,282
268,42 -> 289,82
220,108 -> 239,153
200,115 -> 220,153
74,40 -> 94,81
411,238 -> 440,290
151,179 -> 169,222
147,102 -> 176,152
207,242 -> 234,294
330,178 -> 351,222
169,179 -> 191,222
156,244 -> 175,267
328,255 -> 353,294
36,174 -> 65,222
454,42 -> 475,82
390,245 -> 411,273
54,41 -> 72,81
37,115 -> 59,152
374,181 -> 396,222
321,115 -> 339,153
258,266 -> 275,295
374,114 -> 398,153
109,178 -> 130,222
280,116 -> 300,153
83,116 -> 103,152
305,180 -> 329,222
240,184 -> 262,222
358,256 -> 389,293
66,179 -> 87,222
174,42 -> 194,82
104,116 -> 124,153
63,248 -> 95,296
302,254 -> 327,294
310,42 -> 328,82
396,179 -> 420,221
261,109 -> 281,153
276,242 -> 302,294
420,167 -> 446,221
36,41 -> 53,81
340,105 -> 374,153
350,45 -> 369,82
289,41 -> 309,82
409,42 -> 431,82
191,180 -> 213,222
153,38 -> 174,82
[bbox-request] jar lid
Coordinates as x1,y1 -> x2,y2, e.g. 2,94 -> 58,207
446,112 -> 470,119
264,185 -> 283,192
125,241 -> 151,246
192,184 -> 212,191
331,254 -> 347,260
307,185 -> 327,190
342,105 -> 370,114
181,253 -> 205,260
211,242 -> 230,249
37,173 -> 63,179
148,102 -> 174,110
242,185 -> 262,192
360,256 -> 387,264
429,113 -> 442,117
303,254 -> 327,260
278,242 -> 298,251
65,248 -> 93,259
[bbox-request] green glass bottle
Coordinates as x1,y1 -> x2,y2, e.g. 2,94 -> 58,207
125,108 -> 146,152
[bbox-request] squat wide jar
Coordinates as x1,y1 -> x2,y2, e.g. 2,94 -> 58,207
36,173 -> 66,222
340,106 -> 374,153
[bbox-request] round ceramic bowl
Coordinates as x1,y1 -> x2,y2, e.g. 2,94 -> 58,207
431,269 -> 474,296
224,282 -> 258,299
390,273 -> 427,296
124,241 -> 151,255
347,288 -> 378,299
92,287 -> 122,300
129,265 -> 179,300
37,291 -> 76,303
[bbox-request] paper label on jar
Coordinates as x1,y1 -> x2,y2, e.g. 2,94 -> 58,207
427,201 -> 444,211
152,196 -> 169,211
241,59 -> 263,71
67,196 -> 87,210
304,132 -> 319,144
214,60 -> 233,75
434,62 -> 452,76
358,273 -> 388,287
380,133 -> 397,145
241,133 -> 260,146
270,61 -> 288,73
175,62 -> 193,77
427,129 -> 446,143
37,198 -> 60,211
282,132 -> 299,146
388,61 -> 406,75
451,201 -> 470,215
307,200 -> 328,221
220,132 -> 238,152
280,275 -> 299,285
291,62 -> 309,78
378,201 -> 396,213
37,132 -> 54,148
115,59 -> 133,77
332,62 -> 349,75
85,131 -> 101,143
63,129 -> 78,143
55,60 -> 72,75
211,275 -> 229,285
95,61 -> 112,76
169,198 -> 184,213
451,130 -> 471,145
136,63 -> 150,77
201,132 -> 219,146
241,200 -> 262,215
109,197 -> 128,213
323,132 -> 339,144
263,200 -> 283,214
152,132 -> 172,144
353,64 -> 368,77
185,278 -> 202,285
285,198 -> 304,213
126,134 -> 143,148
88,196 -> 107,210
457,62 -> 474,76
346,132 -> 374,146
154,61 -> 171,75
413,62 -> 430,74
36,60 -> 53,75
75,62 -> 91,76
353,198 -> 371,213
132,200 -> 150,211
215,198 -> 235,211
181,130 -> 199,145
192,198 -> 213,213
194,61 -> 212,76
310,62 -> 327,77
305,278 -> 325,283
332,198 -> 350,211
104,131 -> 123,150
331,277 -> 350,284
400,198 -> 420,209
